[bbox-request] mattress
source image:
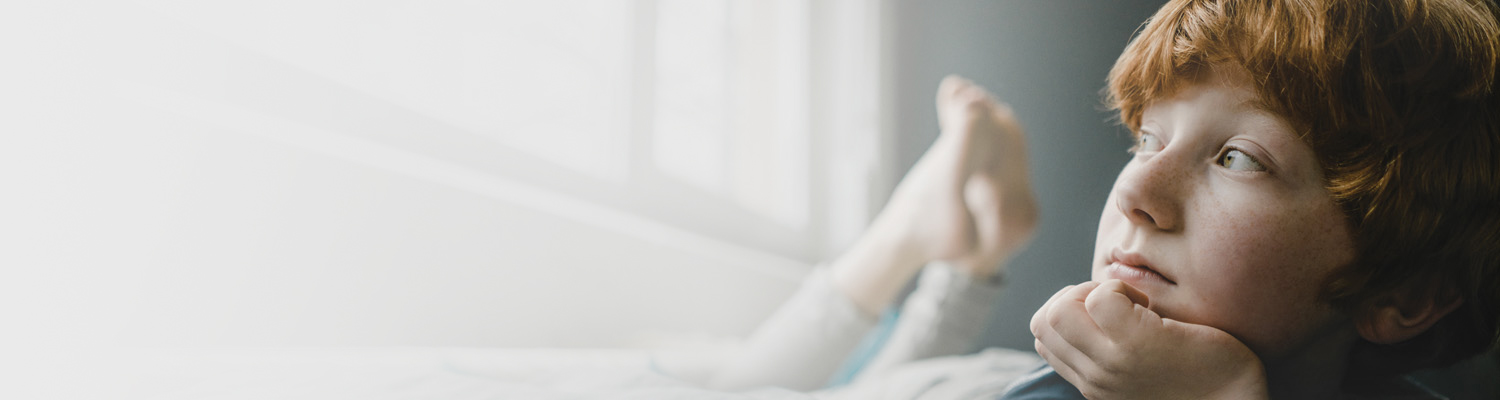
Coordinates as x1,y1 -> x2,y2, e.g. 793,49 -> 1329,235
6,347 -> 809,400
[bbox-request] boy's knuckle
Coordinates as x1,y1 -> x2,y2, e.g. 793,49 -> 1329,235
1096,349 -> 1128,376
1083,293 -> 1108,315
1089,367 -> 1130,395
1045,305 -> 1069,327
1081,371 -> 1117,394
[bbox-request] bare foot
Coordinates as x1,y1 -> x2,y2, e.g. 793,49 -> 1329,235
939,77 -> 1038,278
829,76 -> 1040,314
869,75 -> 1038,278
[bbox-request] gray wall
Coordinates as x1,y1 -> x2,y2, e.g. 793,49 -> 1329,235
888,1 -> 1167,352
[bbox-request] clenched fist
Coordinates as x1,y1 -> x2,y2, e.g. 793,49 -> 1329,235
1030,280 -> 1270,400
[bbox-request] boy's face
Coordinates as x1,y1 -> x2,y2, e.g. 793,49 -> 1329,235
1091,70 -> 1357,361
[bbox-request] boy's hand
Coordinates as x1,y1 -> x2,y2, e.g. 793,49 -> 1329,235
1030,280 -> 1270,400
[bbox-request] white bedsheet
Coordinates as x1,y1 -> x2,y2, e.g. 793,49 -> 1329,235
6,347 -> 811,400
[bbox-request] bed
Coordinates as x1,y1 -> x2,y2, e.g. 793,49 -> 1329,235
8,346 -> 815,400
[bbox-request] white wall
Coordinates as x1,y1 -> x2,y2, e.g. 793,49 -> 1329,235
1,1 -> 817,347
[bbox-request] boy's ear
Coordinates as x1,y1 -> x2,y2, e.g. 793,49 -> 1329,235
1354,286 -> 1463,345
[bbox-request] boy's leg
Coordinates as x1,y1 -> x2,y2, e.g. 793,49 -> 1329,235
702,263 -> 1000,392
706,76 -> 1035,392
831,76 -> 1035,382
845,261 -> 1005,383
704,266 -> 879,392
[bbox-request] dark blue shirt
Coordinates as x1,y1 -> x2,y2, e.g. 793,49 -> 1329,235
998,364 -> 1084,399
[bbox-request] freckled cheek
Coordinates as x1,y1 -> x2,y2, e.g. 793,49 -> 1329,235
1181,204 -> 1350,352
1197,199 -> 1352,298
1201,214 -> 1316,296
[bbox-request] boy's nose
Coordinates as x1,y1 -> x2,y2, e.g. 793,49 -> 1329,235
1113,158 -> 1183,232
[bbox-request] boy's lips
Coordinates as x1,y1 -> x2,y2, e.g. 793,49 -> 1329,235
1105,248 -> 1176,285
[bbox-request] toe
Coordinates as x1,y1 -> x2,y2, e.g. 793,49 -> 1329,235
937,75 -> 969,104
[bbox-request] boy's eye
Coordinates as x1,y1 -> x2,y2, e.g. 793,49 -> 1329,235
1129,133 -> 1163,154
1217,149 -> 1266,171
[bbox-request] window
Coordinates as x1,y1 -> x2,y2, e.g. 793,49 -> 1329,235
122,0 -> 888,267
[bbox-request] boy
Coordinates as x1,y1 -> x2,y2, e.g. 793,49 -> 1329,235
705,0 -> 1499,399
